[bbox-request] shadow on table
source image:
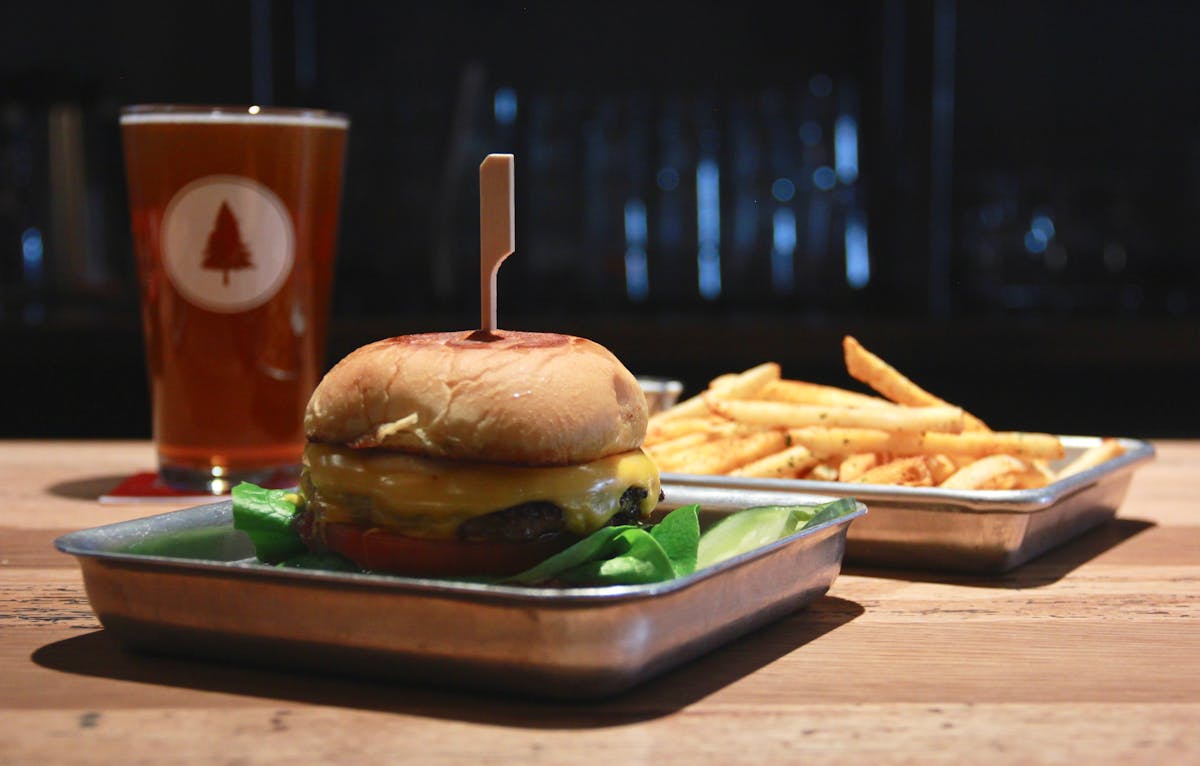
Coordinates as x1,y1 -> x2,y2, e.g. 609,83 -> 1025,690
842,517 -> 1156,589
32,595 -> 863,726
47,475 -> 130,501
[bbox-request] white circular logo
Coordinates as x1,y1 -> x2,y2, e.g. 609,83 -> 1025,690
160,175 -> 294,313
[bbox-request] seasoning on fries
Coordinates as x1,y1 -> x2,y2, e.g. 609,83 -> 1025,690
645,336 -> 1124,490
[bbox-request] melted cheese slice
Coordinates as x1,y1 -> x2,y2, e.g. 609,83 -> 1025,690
303,443 -> 661,539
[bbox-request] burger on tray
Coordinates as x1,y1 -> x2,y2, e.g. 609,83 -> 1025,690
295,329 -> 662,577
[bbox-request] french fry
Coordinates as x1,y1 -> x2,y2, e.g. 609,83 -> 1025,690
645,416 -> 723,445
843,336 -> 990,432
785,427 -> 896,457
855,456 -> 933,486
710,362 -> 781,400
730,445 -> 818,479
920,431 -> 1064,461
924,454 -> 959,485
647,363 -> 780,426
939,454 -> 1032,490
649,418 -> 772,445
761,379 -> 893,409
783,427 -> 1064,461
646,431 -> 713,461
804,462 -> 840,482
1030,459 -> 1057,485
647,392 -> 710,426
1014,469 -> 1052,490
1056,438 -> 1125,479
838,452 -> 880,482
658,430 -> 788,475
706,397 -> 964,434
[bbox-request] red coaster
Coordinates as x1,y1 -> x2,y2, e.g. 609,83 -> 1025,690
101,470 -> 299,504
99,473 -> 225,504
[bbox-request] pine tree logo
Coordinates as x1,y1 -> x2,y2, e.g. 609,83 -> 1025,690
201,201 -> 254,285
161,175 -> 294,313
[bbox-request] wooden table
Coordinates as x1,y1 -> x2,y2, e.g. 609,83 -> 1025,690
2,440 -> 1196,764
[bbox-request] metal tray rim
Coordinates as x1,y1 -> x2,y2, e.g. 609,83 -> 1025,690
55,496 -> 866,603
662,435 -> 1153,513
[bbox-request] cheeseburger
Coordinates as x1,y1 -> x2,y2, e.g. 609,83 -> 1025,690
297,329 -> 662,577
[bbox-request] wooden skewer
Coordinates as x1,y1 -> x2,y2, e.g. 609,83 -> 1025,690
478,153 -> 514,336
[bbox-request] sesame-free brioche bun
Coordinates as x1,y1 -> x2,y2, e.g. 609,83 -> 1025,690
304,330 -> 648,465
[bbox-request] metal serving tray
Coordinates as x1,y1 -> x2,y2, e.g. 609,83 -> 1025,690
663,436 -> 1153,573
56,490 -> 864,699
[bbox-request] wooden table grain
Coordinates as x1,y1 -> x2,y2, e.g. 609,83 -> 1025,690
1,440 -> 1196,765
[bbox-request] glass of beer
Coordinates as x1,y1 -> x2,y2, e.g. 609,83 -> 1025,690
120,105 -> 349,493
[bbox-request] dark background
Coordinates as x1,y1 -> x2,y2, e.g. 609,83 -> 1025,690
2,0 -> 1197,438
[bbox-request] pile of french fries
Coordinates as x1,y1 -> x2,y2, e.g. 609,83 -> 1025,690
646,336 -> 1125,490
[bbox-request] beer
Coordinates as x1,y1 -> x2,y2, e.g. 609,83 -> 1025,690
121,106 -> 348,491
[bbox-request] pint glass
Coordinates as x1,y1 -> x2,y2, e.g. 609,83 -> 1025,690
121,105 -> 348,492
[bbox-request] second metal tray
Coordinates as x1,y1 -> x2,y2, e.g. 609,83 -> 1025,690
56,492 -> 864,699
664,436 -> 1153,573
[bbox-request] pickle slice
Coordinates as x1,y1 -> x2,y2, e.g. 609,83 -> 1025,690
696,505 -> 807,569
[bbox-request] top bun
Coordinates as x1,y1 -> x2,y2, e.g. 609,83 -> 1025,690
304,330 -> 648,465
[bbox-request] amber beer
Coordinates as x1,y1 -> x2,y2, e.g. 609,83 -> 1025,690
121,106 -> 348,491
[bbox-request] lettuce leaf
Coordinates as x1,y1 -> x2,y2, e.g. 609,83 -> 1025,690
506,505 -> 700,586
650,503 -> 700,577
276,551 -> 360,571
230,482 -> 306,563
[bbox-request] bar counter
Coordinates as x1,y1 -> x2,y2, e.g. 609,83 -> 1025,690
2,440 -> 1197,764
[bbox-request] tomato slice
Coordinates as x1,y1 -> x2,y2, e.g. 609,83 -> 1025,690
320,522 -> 572,577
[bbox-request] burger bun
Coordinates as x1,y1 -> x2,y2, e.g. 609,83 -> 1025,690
304,330 -> 648,465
